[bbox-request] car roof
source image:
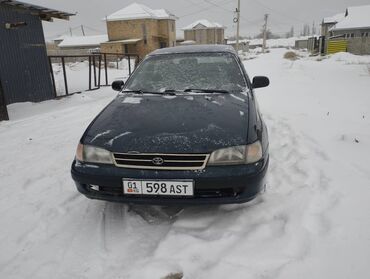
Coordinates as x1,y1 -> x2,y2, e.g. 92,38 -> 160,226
148,44 -> 238,56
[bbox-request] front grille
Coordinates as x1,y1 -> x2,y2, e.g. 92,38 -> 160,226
113,153 -> 209,170
87,185 -> 239,198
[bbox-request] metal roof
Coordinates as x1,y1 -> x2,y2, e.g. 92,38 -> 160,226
149,45 -> 237,56
0,0 -> 74,21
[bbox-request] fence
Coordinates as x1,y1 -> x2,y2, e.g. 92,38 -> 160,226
327,39 -> 348,54
48,53 -> 139,97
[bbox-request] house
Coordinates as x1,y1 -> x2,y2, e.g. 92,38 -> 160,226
182,19 -> 225,45
52,35 -> 109,55
321,13 -> 345,37
324,5 -> 370,55
100,3 -> 177,59
0,0 -> 73,121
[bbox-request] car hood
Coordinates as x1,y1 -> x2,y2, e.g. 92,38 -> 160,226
83,93 -> 250,154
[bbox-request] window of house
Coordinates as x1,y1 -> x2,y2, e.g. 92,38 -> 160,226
124,44 -> 129,54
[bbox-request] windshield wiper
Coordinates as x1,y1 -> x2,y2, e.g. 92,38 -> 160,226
184,88 -> 230,94
121,89 -> 176,95
121,89 -> 144,94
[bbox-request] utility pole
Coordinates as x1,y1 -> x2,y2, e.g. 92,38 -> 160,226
262,14 -> 269,53
81,25 -> 85,36
235,0 -> 241,52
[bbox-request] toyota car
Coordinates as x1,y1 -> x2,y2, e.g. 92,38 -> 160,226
71,45 -> 270,205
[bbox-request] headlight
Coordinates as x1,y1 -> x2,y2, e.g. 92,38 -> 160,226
75,143 -> 113,164
207,141 -> 263,166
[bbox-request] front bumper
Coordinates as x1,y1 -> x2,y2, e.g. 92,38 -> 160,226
71,157 -> 268,205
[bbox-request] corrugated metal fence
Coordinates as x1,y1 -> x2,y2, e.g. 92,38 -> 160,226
327,39 -> 348,54
0,4 -> 55,105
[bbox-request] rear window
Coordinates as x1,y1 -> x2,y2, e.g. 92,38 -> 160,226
125,52 -> 247,92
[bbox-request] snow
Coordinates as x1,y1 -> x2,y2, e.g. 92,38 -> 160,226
51,59 -> 134,96
180,40 -> 196,45
230,93 -> 245,102
182,19 -> 224,30
327,52 -> 370,64
1,49 -> 370,278
91,130 -> 112,143
106,2 -> 177,21
122,96 -> 143,104
323,13 -> 345,24
333,5 -> 370,30
227,37 -> 310,48
106,132 -> 132,146
58,35 -> 108,48
249,37 -> 310,48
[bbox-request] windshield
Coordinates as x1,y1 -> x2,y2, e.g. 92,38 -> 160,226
125,52 -> 247,93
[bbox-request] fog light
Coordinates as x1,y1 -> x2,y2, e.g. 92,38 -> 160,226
90,185 -> 100,191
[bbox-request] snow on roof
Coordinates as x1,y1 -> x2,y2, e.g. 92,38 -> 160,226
180,40 -> 196,45
333,5 -> 370,30
323,13 -> 345,24
101,38 -> 142,44
53,34 -> 71,41
105,2 -> 177,21
58,35 -> 108,48
182,19 -> 225,30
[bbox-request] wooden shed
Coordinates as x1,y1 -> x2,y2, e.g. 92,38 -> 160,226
0,0 -> 73,120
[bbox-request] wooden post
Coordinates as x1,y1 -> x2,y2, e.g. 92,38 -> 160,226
48,57 -> 57,98
0,79 -> 9,121
128,55 -> 131,75
98,55 -> 101,89
93,55 -> 97,87
61,57 -> 68,95
88,56 -> 92,90
104,54 -> 108,86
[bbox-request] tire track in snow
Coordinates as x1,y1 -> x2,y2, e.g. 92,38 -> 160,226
117,115 -> 338,279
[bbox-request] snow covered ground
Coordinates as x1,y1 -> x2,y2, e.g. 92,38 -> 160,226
52,58 -> 135,96
1,49 -> 370,279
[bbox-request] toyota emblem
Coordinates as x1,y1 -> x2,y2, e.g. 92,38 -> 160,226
152,157 -> 164,166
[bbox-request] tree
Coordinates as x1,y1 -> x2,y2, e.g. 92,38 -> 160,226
301,24 -> 310,36
286,26 -> 294,38
312,22 -> 316,35
255,29 -> 280,39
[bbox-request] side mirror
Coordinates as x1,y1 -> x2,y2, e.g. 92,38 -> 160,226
112,80 -> 124,91
252,76 -> 270,89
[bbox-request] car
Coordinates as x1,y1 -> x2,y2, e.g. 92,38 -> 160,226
71,45 -> 270,205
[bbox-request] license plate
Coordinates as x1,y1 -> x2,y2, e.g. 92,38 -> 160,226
123,179 -> 194,196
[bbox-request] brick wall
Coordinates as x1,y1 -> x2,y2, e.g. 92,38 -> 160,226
348,37 -> 370,55
184,28 -> 225,44
105,18 -> 176,58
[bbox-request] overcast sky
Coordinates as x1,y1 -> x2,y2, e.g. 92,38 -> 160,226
25,0 -> 370,39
